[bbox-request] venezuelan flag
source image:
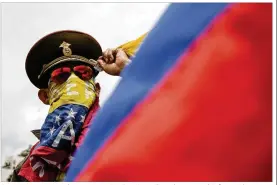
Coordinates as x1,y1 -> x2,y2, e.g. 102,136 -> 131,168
66,3 -> 272,181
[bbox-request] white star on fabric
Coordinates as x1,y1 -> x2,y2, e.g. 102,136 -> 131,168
49,126 -> 56,136
67,108 -> 77,119
55,115 -> 61,126
80,115 -> 85,123
47,126 -> 56,137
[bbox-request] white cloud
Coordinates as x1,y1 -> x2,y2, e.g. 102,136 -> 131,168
1,2 -> 169,181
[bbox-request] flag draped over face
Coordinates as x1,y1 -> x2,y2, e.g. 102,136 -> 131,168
66,3 -> 272,182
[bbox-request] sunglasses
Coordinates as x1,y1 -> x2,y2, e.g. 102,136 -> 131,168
50,65 -> 94,84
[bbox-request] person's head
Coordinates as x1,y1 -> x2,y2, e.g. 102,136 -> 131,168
25,30 -> 102,89
25,30 -> 103,105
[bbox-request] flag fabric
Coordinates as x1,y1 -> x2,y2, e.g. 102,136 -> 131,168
17,97 -> 101,182
117,33 -> 147,58
17,74 -> 101,181
19,104 -> 89,181
66,3 -> 272,182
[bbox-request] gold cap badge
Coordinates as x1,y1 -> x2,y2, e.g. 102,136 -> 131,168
59,41 -> 72,56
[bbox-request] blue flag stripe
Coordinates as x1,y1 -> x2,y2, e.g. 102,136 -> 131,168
66,3 -> 228,181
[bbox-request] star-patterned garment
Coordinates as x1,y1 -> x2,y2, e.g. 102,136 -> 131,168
17,71 -> 99,182
38,104 -> 87,151
19,104 -> 88,181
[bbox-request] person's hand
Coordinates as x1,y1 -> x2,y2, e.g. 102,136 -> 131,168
97,48 -> 130,76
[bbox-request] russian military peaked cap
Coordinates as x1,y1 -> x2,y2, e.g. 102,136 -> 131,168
25,30 -> 102,89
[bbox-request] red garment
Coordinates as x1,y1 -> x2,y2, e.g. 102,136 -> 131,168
64,97 -> 100,172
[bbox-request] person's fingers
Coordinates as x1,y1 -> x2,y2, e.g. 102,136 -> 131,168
115,49 -> 129,66
107,49 -> 114,62
103,49 -> 109,62
97,58 -> 107,69
103,49 -> 115,63
116,48 -> 128,59
98,56 -> 104,60
98,59 -> 113,71
98,61 -> 119,75
112,49 -> 118,57
98,48 -> 128,76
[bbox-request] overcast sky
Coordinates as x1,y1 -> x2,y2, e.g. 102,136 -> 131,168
1,3 -> 168,181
